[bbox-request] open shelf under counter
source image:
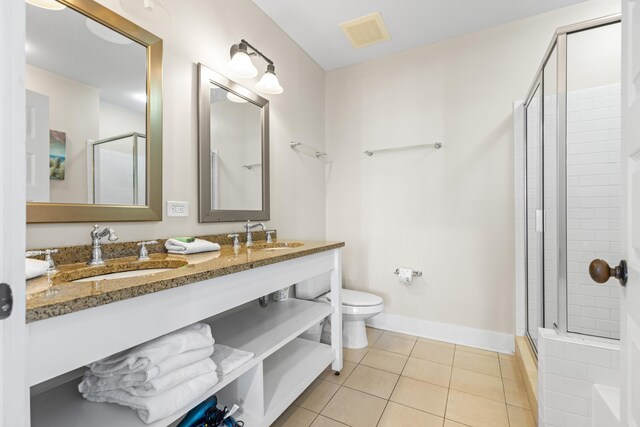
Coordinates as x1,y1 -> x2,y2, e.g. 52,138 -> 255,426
209,298 -> 333,360
31,298 -> 333,427
263,338 -> 334,425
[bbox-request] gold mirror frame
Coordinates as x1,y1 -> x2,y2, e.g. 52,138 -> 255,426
26,0 -> 163,223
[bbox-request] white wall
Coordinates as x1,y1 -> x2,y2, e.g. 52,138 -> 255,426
27,0 -> 326,248
99,102 -> 145,139
326,0 -> 621,339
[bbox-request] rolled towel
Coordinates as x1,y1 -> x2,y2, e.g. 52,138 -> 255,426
80,358 -> 216,397
89,323 -> 213,376
26,258 -> 49,280
211,344 -> 254,375
165,238 -> 220,255
82,371 -> 218,424
79,346 -> 214,392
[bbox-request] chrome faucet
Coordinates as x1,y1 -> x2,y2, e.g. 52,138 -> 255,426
88,224 -> 118,266
25,248 -> 59,274
244,220 -> 265,247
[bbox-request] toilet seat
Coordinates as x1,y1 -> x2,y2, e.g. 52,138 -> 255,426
327,289 -> 383,307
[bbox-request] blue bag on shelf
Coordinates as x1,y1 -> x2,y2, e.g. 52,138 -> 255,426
176,395 -> 218,427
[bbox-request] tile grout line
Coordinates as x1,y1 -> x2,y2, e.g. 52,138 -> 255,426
498,351 -> 512,427
320,331 -> 379,427
315,377 -> 344,416
442,348 -> 457,422
309,409 -> 320,427
374,336 -> 417,427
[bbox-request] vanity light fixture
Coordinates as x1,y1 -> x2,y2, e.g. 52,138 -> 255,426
255,63 -> 283,95
25,0 -> 66,10
227,42 -> 258,78
86,18 -> 133,44
227,39 -> 283,95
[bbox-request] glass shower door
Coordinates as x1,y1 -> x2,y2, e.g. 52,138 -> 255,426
564,22 -> 621,339
543,46 -> 559,330
525,82 -> 543,349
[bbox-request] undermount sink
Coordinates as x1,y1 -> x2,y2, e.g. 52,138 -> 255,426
255,242 -> 304,251
72,268 -> 175,282
52,258 -> 188,284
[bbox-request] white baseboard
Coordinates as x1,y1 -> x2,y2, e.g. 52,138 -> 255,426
366,312 -> 515,354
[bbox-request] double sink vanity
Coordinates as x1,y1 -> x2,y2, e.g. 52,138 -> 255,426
27,228 -> 344,427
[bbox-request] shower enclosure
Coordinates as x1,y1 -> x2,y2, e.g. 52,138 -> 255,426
90,132 -> 146,205
520,15 -> 621,352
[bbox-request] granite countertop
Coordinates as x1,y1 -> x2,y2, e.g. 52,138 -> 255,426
26,239 -> 344,323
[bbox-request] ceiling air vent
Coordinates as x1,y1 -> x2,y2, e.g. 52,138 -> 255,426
339,12 -> 391,48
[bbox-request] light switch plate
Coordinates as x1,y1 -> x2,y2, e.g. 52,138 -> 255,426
167,201 -> 189,217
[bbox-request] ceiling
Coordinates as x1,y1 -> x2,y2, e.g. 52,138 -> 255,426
251,0 -> 589,70
26,4 -> 147,113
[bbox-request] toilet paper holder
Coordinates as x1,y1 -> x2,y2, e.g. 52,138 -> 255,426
393,268 -> 422,277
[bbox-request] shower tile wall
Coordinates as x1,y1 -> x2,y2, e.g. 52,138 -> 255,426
538,328 -> 620,426
566,84 -> 621,339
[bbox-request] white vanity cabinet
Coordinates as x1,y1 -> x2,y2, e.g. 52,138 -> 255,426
28,248 -> 343,427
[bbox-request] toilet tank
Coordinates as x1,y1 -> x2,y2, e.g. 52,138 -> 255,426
295,271 -> 332,300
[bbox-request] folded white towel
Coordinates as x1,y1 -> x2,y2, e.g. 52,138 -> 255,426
89,323 -> 213,376
123,358 -> 216,397
83,371 -> 218,424
79,346 -> 214,392
211,344 -> 254,375
165,238 -> 221,255
80,358 -> 216,397
26,258 -> 49,280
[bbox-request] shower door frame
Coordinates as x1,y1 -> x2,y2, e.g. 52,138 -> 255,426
522,14 -> 621,353
90,132 -> 146,206
524,75 -> 544,353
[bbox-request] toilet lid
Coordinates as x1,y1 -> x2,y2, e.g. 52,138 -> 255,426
328,289 -> 383,307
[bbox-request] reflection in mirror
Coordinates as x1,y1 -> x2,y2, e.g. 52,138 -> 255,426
198,64 -> 270,223
209,86 -> 262,211
25,2 -> 147,205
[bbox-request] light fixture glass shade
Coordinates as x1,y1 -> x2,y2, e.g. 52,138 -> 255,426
86,18 -> 133,44
226,92 -> 248,103
226,50 -> 258,79
255,66 -> 283,95
25,0 -> 66,10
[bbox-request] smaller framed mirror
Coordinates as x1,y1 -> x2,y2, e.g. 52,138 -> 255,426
198,63 -> 270,222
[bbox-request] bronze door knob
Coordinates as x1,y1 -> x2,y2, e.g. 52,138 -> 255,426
589,259 -> 628,287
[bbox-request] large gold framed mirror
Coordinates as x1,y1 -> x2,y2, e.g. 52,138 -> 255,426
25,0 -> 162,223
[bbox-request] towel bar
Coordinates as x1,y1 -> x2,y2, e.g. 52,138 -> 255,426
364,142 -> 442,157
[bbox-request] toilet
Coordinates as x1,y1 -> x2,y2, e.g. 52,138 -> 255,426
295,273 -> 384,349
